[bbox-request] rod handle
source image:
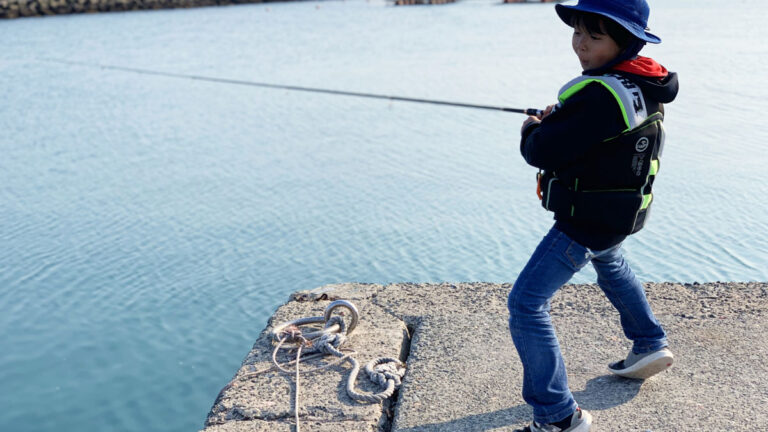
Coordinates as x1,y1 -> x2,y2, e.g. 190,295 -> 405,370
525,108 -> 543,117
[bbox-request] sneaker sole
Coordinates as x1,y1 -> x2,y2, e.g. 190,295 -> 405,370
608,349 -> 674,380
568,410 -> 592,432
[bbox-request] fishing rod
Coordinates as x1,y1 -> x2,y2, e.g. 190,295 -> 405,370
43,58 -> 542,116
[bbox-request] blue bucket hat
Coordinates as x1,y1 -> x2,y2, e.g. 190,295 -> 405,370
556,0 -> 661,44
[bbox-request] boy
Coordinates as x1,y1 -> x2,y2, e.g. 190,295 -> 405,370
508,0 -> 679,431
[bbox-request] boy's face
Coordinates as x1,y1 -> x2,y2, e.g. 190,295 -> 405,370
572,22 -> 622,71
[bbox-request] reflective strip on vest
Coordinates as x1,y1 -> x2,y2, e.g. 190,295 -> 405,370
650,159 -> 659,176
558,74 -> 648,131
641,193 -> 653,210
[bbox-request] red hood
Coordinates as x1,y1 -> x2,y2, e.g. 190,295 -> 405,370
612,56 -> 668,78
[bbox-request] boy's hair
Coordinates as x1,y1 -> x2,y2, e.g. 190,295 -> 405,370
570,11 -> 635,50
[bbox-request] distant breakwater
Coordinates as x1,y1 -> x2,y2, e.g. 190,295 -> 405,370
0,0 -> 260,18
0,0 -> 465,18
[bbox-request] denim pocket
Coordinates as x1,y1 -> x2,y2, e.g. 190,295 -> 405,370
565,240 -> 592,271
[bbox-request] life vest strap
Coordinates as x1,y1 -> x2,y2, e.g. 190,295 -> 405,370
558,74 -> 649,132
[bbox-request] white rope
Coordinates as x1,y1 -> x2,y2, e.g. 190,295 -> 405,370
294,343 -> 302,432
267,300 -> 407,431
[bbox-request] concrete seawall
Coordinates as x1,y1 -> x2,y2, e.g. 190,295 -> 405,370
0,0 -> 258,19
202,281 -> 768,431
0,0 -> 459,18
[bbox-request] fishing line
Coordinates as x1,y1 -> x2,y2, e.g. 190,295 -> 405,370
42,58 -> 542,116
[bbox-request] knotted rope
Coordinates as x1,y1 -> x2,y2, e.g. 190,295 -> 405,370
268,300 -> 406,432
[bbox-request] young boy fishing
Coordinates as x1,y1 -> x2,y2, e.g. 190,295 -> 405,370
507,0 -> 679,430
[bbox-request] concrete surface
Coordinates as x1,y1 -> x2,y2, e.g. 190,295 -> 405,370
202,281 -> 768,431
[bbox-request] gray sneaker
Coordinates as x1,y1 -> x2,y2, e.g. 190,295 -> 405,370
515,408 -> 592,432
609,347 -> 674,379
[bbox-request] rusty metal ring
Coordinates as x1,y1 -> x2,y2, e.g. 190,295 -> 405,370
323,300 -> 359,336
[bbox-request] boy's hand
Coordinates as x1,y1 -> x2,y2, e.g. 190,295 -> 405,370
521,116 -> 540,133
520,104 -> 557,134
541,104 -> 557,119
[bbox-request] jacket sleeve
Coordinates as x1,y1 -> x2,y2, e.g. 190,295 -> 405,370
520,82 -> 627,171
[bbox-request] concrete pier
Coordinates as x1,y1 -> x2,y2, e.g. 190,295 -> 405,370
202,281 -> 768,431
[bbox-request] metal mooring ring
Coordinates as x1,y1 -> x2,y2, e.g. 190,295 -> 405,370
324,300 -> 359,336
271,300 -> 359,343
271,316 -> 325,343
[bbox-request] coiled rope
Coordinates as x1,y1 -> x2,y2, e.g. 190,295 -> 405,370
268,300 -> 406,432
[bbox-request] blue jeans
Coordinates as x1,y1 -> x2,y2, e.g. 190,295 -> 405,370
507,225 -> 667,424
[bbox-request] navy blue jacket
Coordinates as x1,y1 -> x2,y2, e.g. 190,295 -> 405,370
521,69 -> 679,250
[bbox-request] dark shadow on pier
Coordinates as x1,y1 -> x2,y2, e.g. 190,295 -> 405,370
573,375 -> 643,411
394,405 -> 530,432
395,375 -> 642,431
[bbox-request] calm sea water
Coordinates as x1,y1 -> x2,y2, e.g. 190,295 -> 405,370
1,0 -> 767,430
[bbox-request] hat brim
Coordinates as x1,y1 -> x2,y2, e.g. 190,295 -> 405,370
555,4 -> 661,44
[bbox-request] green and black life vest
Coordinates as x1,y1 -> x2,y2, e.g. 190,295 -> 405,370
539,73 -> 665,235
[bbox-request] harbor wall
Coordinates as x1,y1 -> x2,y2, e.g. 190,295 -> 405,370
0,0 -> 461,18
0,0 -> 259,18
